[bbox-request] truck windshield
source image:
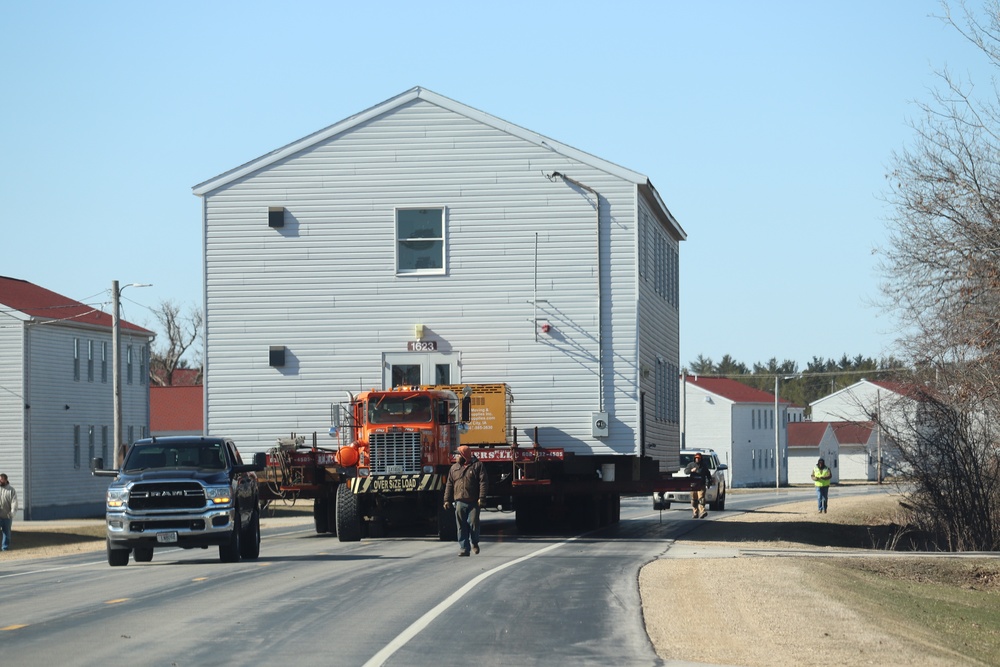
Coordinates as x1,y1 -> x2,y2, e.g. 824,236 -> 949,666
124,443 -> 226,471
368,396 -> 433,424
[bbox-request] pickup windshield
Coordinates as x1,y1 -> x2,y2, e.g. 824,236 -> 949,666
124,443 -> 226,471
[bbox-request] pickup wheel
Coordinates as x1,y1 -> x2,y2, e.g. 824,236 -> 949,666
240,507 -> 261,560
107,539 -> 129,567
219,514 -> 242,563
133,547 -> 154,563
335,482 -> 361,542
709,485 -> 726,511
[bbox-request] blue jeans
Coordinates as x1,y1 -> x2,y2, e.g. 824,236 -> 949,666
816,486 -> 829,512
454,501 -> 480,552
0,517 -> 11,551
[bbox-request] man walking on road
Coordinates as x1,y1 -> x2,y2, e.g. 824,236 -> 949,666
811,458 -> 832,513
684,453 -> 712,519
0,473 -> 18,551
444,445 -> 488,557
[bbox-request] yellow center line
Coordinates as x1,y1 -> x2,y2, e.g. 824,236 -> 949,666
104,598 -> 129,605
2,624 -> 28,631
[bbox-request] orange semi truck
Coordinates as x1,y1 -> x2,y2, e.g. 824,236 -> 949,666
257,383 -> 698,541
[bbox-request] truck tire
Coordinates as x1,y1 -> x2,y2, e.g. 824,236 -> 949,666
133,547 -> 154,563
240,508 -> 261,559
327,489 -> 338,537
314,497 -> 330,534
219,514 -> 242,562
336,483 -> 362,542
107,539 -> 129,567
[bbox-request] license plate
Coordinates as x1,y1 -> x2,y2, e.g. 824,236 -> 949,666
156,532 -> 178,543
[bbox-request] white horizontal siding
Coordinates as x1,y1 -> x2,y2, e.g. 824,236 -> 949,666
203,99 -> 676,459
0,316 -> 26,516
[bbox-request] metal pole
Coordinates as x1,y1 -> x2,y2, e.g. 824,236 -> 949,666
774,375 -> 780,490
112,280 -> 122,468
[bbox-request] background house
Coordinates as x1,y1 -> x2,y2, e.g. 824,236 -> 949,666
787,421 -> 839,485
0,276 -> 153,519
192,87 -> 686,472
682,376 -> 792,488
831,421 -> 879,481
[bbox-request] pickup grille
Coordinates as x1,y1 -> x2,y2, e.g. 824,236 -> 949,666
370,432 -> 421,474
129,482 -> 206,510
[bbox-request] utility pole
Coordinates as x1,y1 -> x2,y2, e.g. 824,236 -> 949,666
112,280 -> 151,468
774,375 -> 780,490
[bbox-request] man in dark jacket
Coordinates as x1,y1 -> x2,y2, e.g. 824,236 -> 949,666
444,445 -> 488,556
684,452 -> 712,519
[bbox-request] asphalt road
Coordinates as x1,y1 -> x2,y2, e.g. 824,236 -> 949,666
0,490 -> 827,667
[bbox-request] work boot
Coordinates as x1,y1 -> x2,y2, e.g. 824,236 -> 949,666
472,544 -> 480,555
459,550 -> 470,557
700,510 -> 708,519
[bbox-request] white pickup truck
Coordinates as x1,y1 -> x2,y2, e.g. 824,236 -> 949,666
652,448 -> 728,511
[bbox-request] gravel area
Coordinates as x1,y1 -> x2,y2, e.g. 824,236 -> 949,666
639,494 -> 967,667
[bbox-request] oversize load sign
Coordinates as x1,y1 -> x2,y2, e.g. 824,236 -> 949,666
351,474 -> 444,494
472,448 -> 564,462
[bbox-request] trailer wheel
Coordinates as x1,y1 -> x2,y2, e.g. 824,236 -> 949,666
336,483 -> 362,542
133,547 -> 154,563
107,539 -> 129,567
314,497 -> 330,534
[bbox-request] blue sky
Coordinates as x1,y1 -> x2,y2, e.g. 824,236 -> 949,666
2,1 -> 987,369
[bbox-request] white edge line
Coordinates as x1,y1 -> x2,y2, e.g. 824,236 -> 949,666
363,535 -> 580,667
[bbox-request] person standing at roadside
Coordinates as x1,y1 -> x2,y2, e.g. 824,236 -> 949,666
811,458 -> 832,513
684,452 -> 712,519
0,473 -> 18,551
443,445 -> 488,556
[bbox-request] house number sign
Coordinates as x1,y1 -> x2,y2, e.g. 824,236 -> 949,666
407,341 -> 437,351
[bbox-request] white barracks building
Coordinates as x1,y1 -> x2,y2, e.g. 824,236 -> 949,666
192,87 -> 685,470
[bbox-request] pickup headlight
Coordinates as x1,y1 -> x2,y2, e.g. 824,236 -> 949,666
205,486 -> 232,505
107,488 -> 128,508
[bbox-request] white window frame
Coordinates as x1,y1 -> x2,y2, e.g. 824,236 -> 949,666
395,206 -> 446,276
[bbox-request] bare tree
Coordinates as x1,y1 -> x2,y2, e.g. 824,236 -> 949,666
879,0 -> 1000,550
149,300 -> 203,386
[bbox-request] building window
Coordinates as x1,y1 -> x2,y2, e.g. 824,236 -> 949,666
102,425 -> 109,463
127,425 -> 134,445
88,425 -> 95,463
73,338 -> 80,382
73,425 -> 81,469
87,340 -> 94,382
127,345 -> 133,384
140,345 -> 148,385
396,207 -> 445,275
101,341 -> 108,383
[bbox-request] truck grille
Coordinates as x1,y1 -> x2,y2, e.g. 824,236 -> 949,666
129,482 -> 206,510
370,432 -> 421,474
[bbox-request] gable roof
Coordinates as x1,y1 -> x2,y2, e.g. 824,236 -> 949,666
686,376 -> 791,405
191,86 -> 685,240
150,385 -> 204,433
810,378 -> 929,407
788,421 -> 832,448
0,276 -> 152,335
831,421 -> 875,445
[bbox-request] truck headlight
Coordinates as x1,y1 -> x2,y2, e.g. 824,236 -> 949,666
107,488 -> 128,508
205,486 -> 232,505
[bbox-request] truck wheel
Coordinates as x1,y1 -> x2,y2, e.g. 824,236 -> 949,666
335,483 -> 361,542
107,539 -> 129,567
314,498 -> 330,534
240,508 -> 261,559
219,514 -> 242,562
133,547 -> 154,563
326,489 -> 338,537
437,506 -> 457,542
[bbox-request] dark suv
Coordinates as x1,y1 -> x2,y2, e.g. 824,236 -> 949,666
93,436 -> 265,566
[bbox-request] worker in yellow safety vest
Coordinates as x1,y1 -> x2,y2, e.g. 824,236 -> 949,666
811,458 -> 832,513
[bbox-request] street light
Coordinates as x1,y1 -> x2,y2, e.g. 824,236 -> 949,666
112,280 -> 151,468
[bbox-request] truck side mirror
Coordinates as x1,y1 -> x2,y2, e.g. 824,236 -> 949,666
461,396 -> 472,423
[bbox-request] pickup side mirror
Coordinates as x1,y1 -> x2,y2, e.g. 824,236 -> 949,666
717,463 -> 728,471
91,456 -> 118,478
252,451 -> 267,471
